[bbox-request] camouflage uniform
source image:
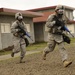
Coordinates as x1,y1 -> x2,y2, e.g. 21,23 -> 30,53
11,12 -> 27,63
43,5 -> 72,67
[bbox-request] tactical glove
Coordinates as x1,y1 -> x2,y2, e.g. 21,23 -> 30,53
15,29 -> 21,32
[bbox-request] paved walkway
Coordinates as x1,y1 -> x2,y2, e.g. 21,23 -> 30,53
0,50 -> 43,61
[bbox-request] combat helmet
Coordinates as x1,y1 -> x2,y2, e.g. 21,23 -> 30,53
15,12 -> 23,20
55,5 -> 65,11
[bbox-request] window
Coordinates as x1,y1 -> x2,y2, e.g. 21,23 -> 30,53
1,23 -> 11,33
25,24 -> 30,32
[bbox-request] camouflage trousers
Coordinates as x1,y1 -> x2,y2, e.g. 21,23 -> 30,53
44,40 -> 68,62
12,37 -> 26,58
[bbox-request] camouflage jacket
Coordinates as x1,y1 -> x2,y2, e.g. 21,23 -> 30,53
11,20 -> 27,38
46,13 -> 69,43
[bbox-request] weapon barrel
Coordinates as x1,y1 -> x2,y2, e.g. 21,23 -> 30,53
64,26 -> 74,37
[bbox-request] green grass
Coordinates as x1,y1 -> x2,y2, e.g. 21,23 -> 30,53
70,38 -> 75,43
0,50 -> 12,56
0,37 -> 75,56
26,42 -> 47,51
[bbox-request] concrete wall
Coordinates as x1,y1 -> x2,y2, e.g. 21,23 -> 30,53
1,33 -> 13,49
67,24 -> 74,33
0,26 -> 2,50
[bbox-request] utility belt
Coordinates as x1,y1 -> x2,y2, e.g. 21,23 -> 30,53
50,28 -> 62,35
13,32 -> 24,38
52,32 -> 62,35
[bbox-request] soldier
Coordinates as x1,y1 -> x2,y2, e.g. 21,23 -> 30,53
42,5 -> 72,67
11,12 -> 27,63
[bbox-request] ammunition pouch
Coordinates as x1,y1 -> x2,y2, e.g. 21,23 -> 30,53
24,38 -> 29,47
63,34 -> 71,44
53,32 -> 62,35
51,27 -> 62,35
53,15 -> 65,27
53,16 -> 62,26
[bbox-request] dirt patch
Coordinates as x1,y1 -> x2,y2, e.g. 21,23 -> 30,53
0,44 -> 75,75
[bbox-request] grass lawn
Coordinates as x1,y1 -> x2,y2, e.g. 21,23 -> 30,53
0,42 -> 47,56
26,42 -> 47,51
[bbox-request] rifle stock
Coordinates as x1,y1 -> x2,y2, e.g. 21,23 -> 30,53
53,16 -> 74,37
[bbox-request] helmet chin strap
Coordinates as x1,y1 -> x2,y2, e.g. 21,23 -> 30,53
57,13 -> 63,18
18,19 -> 23,22
17,16 -> 23,22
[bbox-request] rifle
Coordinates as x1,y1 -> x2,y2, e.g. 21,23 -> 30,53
53,16 -> 74,37
17,25 -> 33,41
61,26 -> 74,37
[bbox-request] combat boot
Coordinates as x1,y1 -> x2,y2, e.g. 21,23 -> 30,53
20,61 -> 25,63
42,51 -> 47,60
20,57 -> 25,63
63,60 -> 72,67
11,52 -> 14,57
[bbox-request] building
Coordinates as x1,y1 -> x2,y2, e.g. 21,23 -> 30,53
0,5 -> 75,50
0,8 -> 43,50
27,5 -> 75,42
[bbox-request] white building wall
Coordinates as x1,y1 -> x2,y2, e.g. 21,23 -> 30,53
65,11 -> 74,20
67,24 -> 74,33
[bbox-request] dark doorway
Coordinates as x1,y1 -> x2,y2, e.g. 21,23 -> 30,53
34,23 -> 44,42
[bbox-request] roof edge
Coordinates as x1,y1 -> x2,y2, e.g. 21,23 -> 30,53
0,7 -> 44,17
26,5 -> 75,11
